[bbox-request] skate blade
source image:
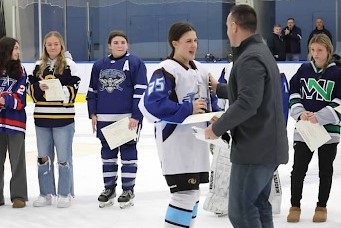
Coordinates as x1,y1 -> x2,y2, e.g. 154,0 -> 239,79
99,199 -> 114,208
119,200 -> 134,209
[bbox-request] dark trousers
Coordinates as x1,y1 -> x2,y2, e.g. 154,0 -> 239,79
0,132 -> 27,202
290,141 -> 337,207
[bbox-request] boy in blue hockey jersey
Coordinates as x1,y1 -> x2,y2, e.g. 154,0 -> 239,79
139,22 -> 219,227
87,30 -> 147,208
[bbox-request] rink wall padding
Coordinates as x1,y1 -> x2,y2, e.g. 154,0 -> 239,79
23,62 -> 302,103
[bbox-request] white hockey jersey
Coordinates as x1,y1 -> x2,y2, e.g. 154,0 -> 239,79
139,59 -> 214,175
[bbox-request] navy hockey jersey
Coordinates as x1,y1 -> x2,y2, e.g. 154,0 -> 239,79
0,66 -> 27,134
289,61 -> 341,143
87,53 -> 147,139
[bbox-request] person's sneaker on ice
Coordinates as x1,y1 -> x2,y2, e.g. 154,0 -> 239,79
57,195 -> 72,208
33,194 -> 53,207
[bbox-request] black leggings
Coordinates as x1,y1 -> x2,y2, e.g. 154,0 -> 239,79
290,141 -> 337,207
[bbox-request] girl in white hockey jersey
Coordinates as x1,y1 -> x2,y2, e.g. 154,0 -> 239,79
139,22 -> 219,227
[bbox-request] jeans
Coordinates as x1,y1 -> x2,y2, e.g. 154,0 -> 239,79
35,123 -> 75,197
228,163 -> 277,228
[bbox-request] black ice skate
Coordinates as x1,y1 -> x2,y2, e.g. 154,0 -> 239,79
117,190 -> 135,209
98,188 -> 116,208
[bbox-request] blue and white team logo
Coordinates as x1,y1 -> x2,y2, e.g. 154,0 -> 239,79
99,69 -> 126,93
183,92 -> 197,103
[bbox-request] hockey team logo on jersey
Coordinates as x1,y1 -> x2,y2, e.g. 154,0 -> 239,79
301,78 -> 335,101
99,69 -> 126,93
182,92 -> 197,103
0,77 -> 16,92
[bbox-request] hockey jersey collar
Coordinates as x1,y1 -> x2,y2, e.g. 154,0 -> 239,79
310,60 -> 336,73
169,57 -> 198,70
109,52 -> 129,61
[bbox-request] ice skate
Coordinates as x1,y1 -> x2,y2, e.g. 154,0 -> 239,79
117,190 -> 134,209
98,188 -> 116,208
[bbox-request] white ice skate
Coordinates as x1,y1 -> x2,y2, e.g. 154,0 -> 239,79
117,190 -> 134,209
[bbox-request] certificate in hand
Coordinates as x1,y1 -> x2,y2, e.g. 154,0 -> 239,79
192,126 -> 229,148
181,111 -> 224,125
41,79 -> 65,101
295,120 -> 331,152
101,117 -> 137,150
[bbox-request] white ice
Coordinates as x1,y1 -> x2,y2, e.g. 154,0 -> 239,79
1,103 -> 341,228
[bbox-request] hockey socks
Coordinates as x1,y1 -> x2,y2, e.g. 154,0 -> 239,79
164,190 -> 199,227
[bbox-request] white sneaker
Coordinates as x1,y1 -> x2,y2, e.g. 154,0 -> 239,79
33,195 -> 53,207
57,195 -> 71,208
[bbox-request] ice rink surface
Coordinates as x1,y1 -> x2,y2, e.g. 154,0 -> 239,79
1,102 -> 341,227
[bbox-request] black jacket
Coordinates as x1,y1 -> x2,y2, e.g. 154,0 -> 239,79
212,34 -> 289,165
307,27 -> 332,47
282,25 -> 302,54
267,33 -> 286,61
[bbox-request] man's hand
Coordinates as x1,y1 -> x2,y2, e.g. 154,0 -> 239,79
204,124 -> 218,140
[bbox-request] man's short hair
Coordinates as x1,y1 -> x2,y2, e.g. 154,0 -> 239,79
230,4 -> 257,33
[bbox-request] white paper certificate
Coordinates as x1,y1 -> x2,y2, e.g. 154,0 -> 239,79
101,117 -> 137,150
192,126 -> 229,148
181,111 -> 224,125
41,79 -> 65,101
295,120 -> 331,152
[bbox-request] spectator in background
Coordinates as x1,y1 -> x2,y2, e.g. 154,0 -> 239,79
282,18 -> 302,61
268,24 -> 286,61
307,18 -> 332,47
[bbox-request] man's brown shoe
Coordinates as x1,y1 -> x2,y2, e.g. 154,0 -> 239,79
313,207 -> 327,223
287,206 -> 301,223
12,198 -> 26,208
